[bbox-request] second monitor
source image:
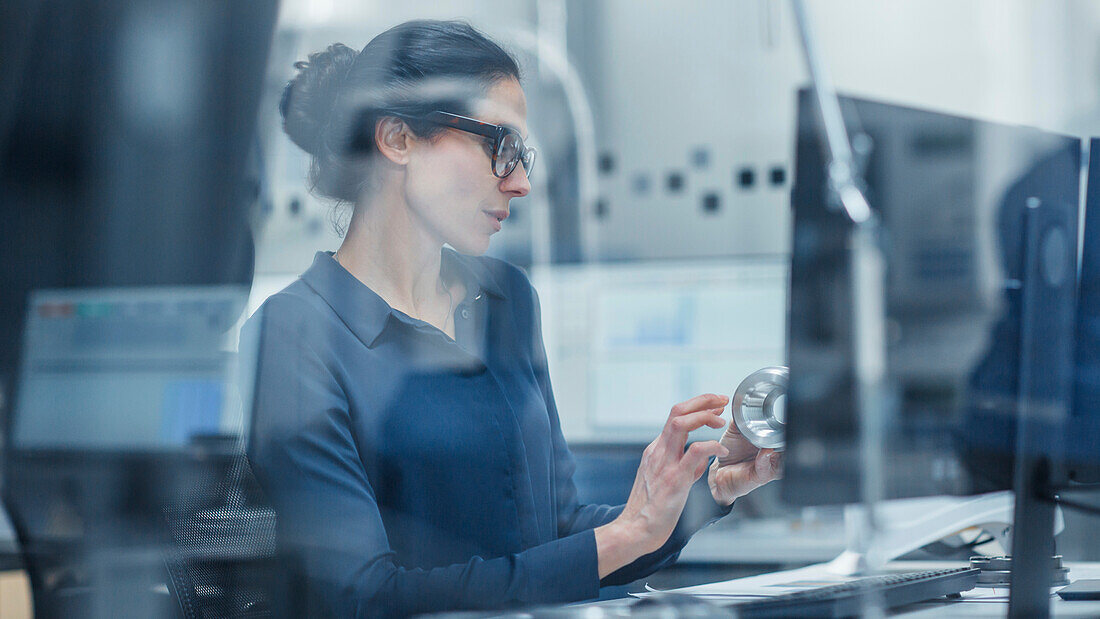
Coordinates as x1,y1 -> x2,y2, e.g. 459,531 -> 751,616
782,89 -> 1082,505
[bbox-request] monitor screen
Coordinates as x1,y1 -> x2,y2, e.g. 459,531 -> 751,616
12,286 -> 249,451
783,89 -> 1081,505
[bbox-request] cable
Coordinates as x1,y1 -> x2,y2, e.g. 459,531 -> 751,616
965,533 -> 997,549
1044,494 -> 1100,517
921,531 -> 998,558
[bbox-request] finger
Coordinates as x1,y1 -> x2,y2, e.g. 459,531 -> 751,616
717,430 -> 762,466
754,449 -> 783,482
682,440 -> 730,479
769,450 -> 784,479
667,393 -> 729,420
662,408 -> 726,450
721,419 -> 747,439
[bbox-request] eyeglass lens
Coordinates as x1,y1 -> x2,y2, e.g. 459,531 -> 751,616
494,132 -> 535,179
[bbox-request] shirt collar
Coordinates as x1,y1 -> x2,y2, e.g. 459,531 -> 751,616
299,249 -> 505,349
441,247 -> 505,301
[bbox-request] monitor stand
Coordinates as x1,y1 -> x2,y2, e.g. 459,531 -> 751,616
1008,194 -> 1078,618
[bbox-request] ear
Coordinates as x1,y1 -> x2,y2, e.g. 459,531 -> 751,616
374,116 -> 413,165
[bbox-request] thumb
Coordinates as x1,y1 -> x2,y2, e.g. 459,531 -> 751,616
755,449 -> 782,481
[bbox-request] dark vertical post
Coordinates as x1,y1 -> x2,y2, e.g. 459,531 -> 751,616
1008,194 -> 1077,618
1008,458 -> 1055,618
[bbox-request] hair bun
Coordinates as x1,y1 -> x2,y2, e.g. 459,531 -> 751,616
280,43 -> 359,156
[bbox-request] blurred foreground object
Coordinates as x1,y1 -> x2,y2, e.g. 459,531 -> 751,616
0,1 -> 279,616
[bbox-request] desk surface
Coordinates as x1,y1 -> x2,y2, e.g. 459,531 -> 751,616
884,561 -> 1100,617
575,561 -> 1100,617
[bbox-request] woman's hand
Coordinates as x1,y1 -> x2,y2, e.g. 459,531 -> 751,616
594,394 -> 730,578
707,420 -> 783,507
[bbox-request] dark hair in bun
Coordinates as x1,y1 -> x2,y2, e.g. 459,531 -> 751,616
280,20 -> 521,207
281,43 -> 359,157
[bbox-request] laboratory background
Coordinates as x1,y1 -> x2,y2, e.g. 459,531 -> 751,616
4,0 -> 1100,616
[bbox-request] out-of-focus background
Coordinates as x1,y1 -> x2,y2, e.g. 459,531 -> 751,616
253,0 -> 1100,440
5,0 -> 1100,615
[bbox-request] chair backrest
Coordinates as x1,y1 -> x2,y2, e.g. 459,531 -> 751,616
162,454 -> 278,619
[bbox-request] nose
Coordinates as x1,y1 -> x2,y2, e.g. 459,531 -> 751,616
500,165 -> 530,198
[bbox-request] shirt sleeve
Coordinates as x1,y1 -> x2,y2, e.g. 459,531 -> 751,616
525,281 -> 734,588
243,295 -> 601,618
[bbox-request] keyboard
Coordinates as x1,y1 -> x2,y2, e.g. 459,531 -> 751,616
726,567 -> 980,618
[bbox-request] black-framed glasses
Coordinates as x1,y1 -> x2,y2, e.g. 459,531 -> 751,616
413,111 -> 536,180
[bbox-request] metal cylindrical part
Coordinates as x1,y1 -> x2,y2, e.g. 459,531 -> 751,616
731,366 -> 789,450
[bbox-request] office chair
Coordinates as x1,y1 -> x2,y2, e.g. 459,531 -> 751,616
162,453 -> 278,619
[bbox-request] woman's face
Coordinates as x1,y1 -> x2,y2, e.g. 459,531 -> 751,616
402,77 -> 531,255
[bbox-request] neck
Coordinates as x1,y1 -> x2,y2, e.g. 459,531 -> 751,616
335,185 -> 448,318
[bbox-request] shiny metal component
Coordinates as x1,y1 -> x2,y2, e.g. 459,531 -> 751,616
731,366 -> 789,450
969,555 -> 1070,588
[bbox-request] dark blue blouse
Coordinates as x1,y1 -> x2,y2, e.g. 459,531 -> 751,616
243,250 -> 730,617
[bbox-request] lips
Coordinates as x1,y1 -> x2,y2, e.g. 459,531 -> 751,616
484,209 -> 508,232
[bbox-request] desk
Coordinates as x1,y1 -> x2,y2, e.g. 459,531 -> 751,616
881,561 -> 1100,617
576,561 -> 1100,617
0,507 -> 30,618
0,569 -> 31,619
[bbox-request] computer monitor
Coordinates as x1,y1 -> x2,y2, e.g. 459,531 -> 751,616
782,89 -> 1082,506
4,284 -> 292,619
11,286 -> 250,451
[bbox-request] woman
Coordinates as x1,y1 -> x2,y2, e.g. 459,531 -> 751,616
245,20 -> 782,617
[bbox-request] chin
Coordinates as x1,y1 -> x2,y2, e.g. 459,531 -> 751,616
448,235 -> 492,256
